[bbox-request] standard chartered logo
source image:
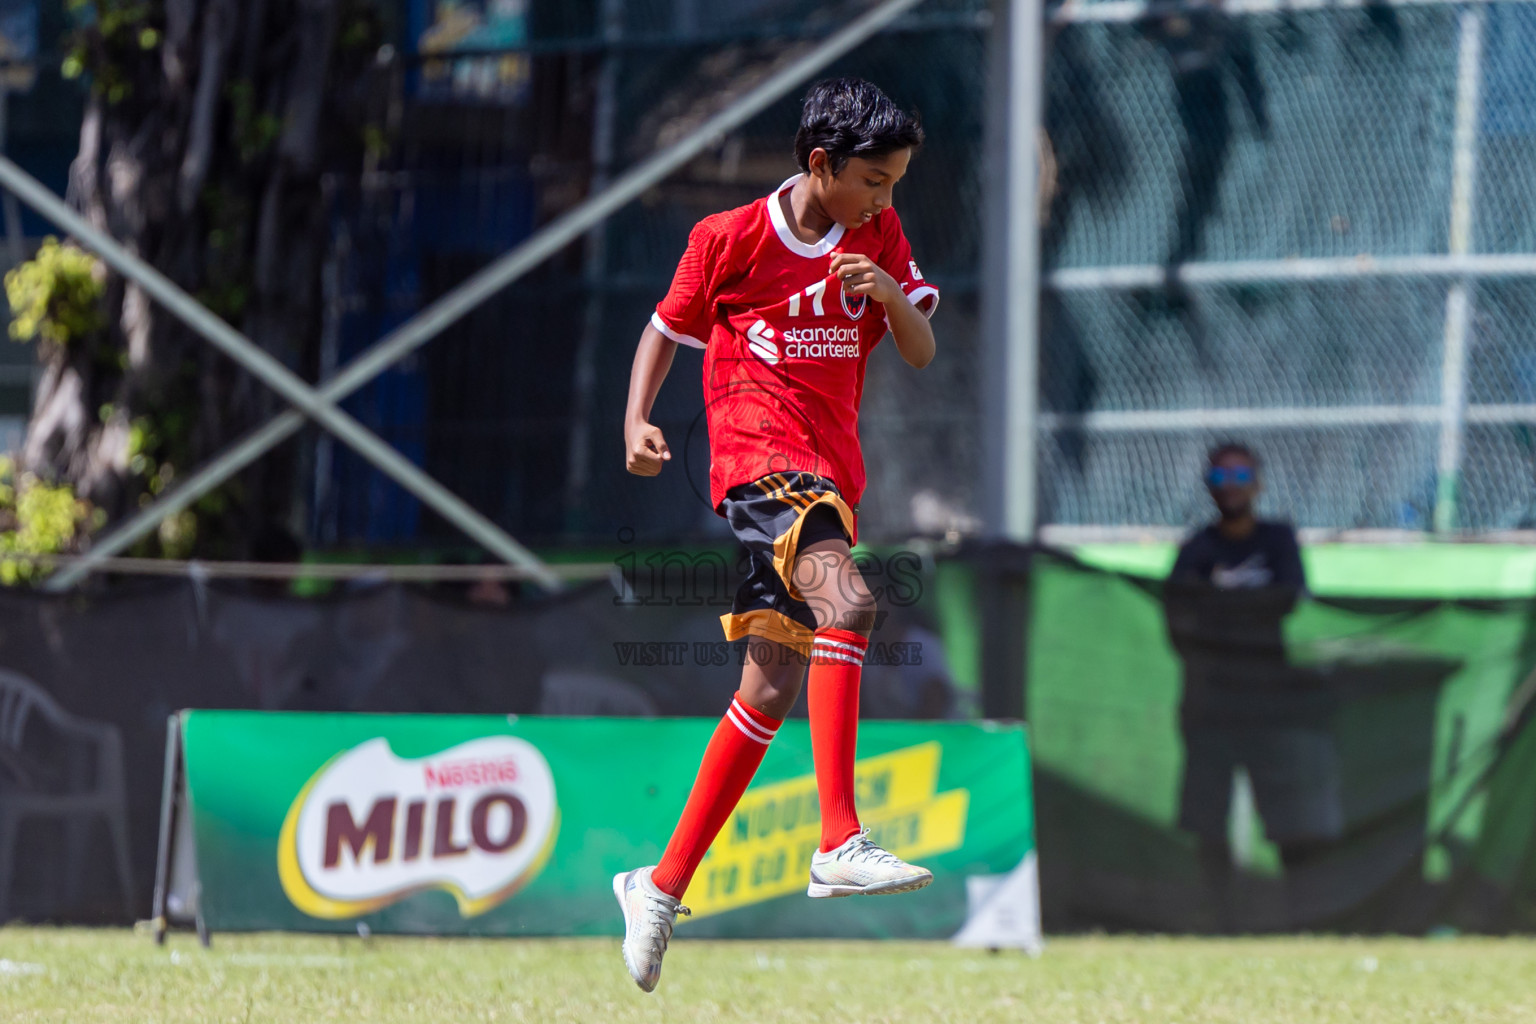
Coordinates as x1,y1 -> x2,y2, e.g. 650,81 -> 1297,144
747,318 -> 859,363
746,319 -> 780,365
782,325 -> 859,359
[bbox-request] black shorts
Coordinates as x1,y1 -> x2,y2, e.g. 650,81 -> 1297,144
717,471 -> 857,656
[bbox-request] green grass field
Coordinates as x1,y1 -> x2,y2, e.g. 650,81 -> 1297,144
1,929 -> 1533,1023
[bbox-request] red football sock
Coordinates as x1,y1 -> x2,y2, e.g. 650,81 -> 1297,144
809,628 -> 868,852
652,695 -> 781,899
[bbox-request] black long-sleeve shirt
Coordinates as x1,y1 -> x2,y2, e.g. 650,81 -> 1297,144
1169,521 -> 1305,592
1165,522 -> 1308,714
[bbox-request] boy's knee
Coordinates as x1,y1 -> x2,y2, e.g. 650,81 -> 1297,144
812,588 -> 876,635
834,592 -> 878,634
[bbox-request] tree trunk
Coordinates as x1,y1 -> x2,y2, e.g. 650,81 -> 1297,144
22,0 -> 382,558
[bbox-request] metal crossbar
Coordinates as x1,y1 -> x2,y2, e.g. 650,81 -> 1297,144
12,555 -> 616,584
1038,403 -> 1536,431
1046,253 -> 1536,291
1039,524 -> 1536,544
1048,0 -> 1536,25
0,157 -> 563,593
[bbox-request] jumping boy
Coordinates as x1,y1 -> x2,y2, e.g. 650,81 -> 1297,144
614,77 -> 939,993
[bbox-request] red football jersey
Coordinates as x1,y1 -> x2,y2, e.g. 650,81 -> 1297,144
650,175 -> 938,516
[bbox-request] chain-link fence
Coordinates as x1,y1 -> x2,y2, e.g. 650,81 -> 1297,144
1038,0 -> 1536,536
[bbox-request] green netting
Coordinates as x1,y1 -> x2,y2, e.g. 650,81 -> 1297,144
1027,550 -> 1536,931
1069,540 -> 1536,598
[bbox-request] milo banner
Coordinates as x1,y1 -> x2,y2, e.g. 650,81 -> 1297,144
152,711 -> 1038,945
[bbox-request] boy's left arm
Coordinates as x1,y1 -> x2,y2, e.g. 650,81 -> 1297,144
830,252 -> 935,368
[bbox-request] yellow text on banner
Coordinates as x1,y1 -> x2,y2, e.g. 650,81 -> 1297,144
682,742 -> 969,919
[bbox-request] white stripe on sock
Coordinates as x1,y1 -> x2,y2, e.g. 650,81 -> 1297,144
727,702 -> 777,744
726,707 -> 769,744
814,637 -> 868,658
812,649 -> 865,667
737,702 -> 780,740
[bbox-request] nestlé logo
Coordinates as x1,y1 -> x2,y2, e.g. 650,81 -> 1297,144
278,736 -> 559,919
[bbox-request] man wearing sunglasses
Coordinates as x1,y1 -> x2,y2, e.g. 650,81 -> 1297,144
1171,443 -> 1303,593
1166,443 -> 1341,929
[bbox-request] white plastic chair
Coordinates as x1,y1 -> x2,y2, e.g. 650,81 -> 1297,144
0,669 -> 133,920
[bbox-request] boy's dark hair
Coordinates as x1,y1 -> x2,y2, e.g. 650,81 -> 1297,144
1207,441 -> 1260,470
794,78 -> 924,174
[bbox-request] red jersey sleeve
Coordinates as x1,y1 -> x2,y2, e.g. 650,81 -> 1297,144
875,210 -> 939,319
650,219 -> 726,349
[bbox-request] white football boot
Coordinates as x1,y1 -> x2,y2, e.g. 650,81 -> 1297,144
807,827 -> 934,898
613,866 -> 689,993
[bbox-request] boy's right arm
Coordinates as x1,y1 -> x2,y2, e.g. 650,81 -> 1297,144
624,323 -> 679,476
631,215 -> 723,475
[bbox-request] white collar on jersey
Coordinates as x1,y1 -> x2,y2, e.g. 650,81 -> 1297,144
767,175 -> 846,258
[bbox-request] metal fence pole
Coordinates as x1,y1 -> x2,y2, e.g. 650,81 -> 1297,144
0,157 -> 562,592
1003,0 -> 1043,541
1434,3 -> 1485,534
0,81 -> 22,268
37,0 -> 926,589
563,0 -> 624,527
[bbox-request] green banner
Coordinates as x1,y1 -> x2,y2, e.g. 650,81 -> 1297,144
174,712 -> 1034,939
1025,550 -> 1536,932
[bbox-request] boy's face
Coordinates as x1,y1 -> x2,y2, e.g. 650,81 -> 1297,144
807,148 -> 911,230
